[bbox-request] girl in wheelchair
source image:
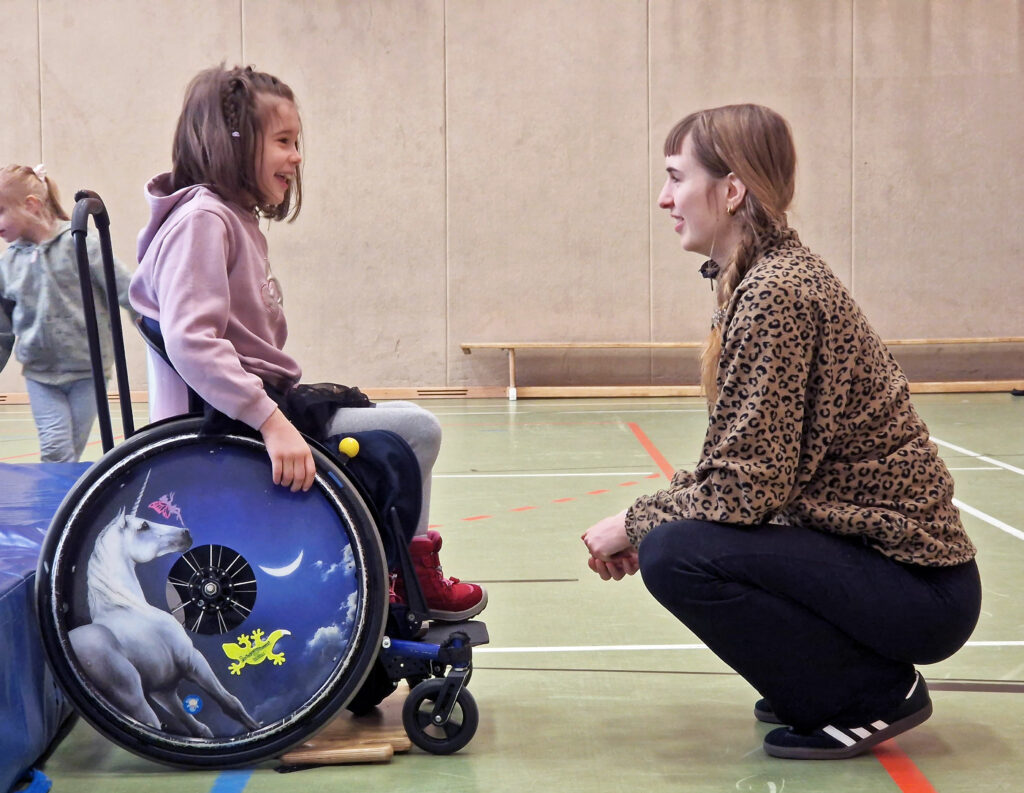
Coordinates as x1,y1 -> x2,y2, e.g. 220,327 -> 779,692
129,64 -> 485,623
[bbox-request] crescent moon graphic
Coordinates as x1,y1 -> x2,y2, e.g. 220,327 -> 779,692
258,549 -> 304,577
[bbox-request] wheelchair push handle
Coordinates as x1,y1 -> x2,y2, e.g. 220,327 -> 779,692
70,189 -> 110,234
70,190 -> 135,452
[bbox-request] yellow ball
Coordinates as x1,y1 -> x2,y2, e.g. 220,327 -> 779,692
338,437 -> 360,458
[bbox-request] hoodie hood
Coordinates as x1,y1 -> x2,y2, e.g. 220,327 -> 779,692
136,173 -> 209,263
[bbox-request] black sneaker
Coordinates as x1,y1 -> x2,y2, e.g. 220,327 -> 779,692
763,672 -> 932,760
754,698 -> 784,725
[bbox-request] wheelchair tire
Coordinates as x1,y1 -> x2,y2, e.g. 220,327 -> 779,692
36,417 -> 388,768
402,678 -> 479,755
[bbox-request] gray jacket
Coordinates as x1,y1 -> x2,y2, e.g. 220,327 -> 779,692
0,222 -> 136,385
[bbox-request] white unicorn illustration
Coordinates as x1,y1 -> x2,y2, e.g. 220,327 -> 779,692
68,472 -> 260,737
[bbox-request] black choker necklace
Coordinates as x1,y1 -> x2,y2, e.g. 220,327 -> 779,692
699,259 -> 719,290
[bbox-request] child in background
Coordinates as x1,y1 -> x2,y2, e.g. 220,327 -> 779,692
0,164 -> 136,462
129,65 -> 485,621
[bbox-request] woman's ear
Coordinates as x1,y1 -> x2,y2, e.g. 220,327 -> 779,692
724,173 -> 748,212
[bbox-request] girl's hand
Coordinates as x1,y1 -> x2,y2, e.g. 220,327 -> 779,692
259,408 -> 315,492
581,510 -> 638,580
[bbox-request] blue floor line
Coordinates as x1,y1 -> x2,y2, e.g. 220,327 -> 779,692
210,769 -> 254,793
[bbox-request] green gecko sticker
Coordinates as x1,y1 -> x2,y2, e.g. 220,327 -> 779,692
222,628 -> 291,675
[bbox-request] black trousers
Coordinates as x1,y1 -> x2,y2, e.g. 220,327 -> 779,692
638,520 -> 981,731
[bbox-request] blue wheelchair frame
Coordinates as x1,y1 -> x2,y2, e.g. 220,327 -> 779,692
34,191 -> 486,767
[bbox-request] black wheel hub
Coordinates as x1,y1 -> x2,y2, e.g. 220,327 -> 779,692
167,544 -> 257,635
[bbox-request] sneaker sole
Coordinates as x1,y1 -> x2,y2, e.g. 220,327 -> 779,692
427,590 -> 489,622
754,706 -> 785,725
764,700 -> 933,760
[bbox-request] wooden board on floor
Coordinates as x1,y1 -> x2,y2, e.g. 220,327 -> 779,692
279,683 -> 412,766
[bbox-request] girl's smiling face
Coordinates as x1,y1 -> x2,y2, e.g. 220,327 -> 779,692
255,96 -> 302,208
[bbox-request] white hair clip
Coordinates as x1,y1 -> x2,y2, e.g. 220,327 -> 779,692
231,131 -> 241,138
32,163 -> 47,180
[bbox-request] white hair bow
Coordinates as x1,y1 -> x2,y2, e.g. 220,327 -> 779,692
32,163 -> 47,181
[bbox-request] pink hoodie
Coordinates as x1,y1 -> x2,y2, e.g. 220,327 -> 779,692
130,173 -> 302,429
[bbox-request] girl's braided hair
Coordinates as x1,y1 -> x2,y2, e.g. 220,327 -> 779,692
663,105 -> 796,404
0,164 -> 69,221
171,65 -> 302,221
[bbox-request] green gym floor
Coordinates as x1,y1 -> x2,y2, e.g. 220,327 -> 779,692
4,393 -> 1022,792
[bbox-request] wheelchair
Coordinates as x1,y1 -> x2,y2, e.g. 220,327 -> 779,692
34,191 -> 487,769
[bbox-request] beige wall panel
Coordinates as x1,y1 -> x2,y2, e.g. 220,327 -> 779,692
3,1 -> 1021,399
853,0 -> 1024,342
650,0 -> 854,355
36,0 -> 242,396
0,0 -> 40,165
446,0 -> 651,388
244,0 -> 447,387
0,0 -> 42,394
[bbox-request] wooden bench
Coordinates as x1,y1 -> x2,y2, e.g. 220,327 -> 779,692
460,337 -> 1024,400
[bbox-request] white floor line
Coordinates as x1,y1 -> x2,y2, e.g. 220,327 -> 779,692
432,411 -> 527,416
477,640 -> 1024,654
554,409 -> 707,415
434,400 -> 699,413
953,497 -> 1024,542
511,400 -> 699,408
435,471 -> 654,479
933,436 -> 1024,477
476,644 -> 709,654
947,466 -> 1002,471
433,406 -> 704,417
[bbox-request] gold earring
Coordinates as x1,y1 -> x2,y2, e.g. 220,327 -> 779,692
726,204 -> 735,216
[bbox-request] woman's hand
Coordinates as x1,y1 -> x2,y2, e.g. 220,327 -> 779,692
582,510 -> 638,580
259,408 -> 315,492
587,551 -> 640,581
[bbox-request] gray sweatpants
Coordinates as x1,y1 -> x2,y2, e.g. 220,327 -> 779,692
326,400 -> 441,536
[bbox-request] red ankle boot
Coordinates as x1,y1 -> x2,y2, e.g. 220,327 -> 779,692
403,530 -> 487,621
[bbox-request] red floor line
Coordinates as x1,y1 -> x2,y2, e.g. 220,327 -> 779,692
444,460 -> 665,525
872,741 -> 938,793
627,422 -> 677,479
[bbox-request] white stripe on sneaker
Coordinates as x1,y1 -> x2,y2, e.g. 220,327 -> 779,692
822,726 -> 858,746
905,672 -> 920,699
850,727 -> 872,739
871,720 -> 888,730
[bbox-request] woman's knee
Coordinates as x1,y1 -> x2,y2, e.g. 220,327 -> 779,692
638,520 -> 744,604
637,522 -> 696,602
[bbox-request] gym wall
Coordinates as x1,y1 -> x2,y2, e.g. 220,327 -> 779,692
2,0 -> 1021,396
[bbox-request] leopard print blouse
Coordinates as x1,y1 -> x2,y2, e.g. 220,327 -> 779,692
625,229 -> 976,567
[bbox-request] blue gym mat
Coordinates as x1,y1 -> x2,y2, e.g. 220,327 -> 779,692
0,462 -> 89,793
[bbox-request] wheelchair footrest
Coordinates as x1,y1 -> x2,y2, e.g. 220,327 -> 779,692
422,620 -> 489,647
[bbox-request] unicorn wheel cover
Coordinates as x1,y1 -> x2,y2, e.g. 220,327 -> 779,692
36,418 -> 388,768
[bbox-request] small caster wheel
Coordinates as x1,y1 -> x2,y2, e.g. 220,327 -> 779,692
402,678 -> 478,754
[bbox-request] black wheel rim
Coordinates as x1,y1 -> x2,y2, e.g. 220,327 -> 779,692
404,679 -> 478,754
36,418 -> 387,767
